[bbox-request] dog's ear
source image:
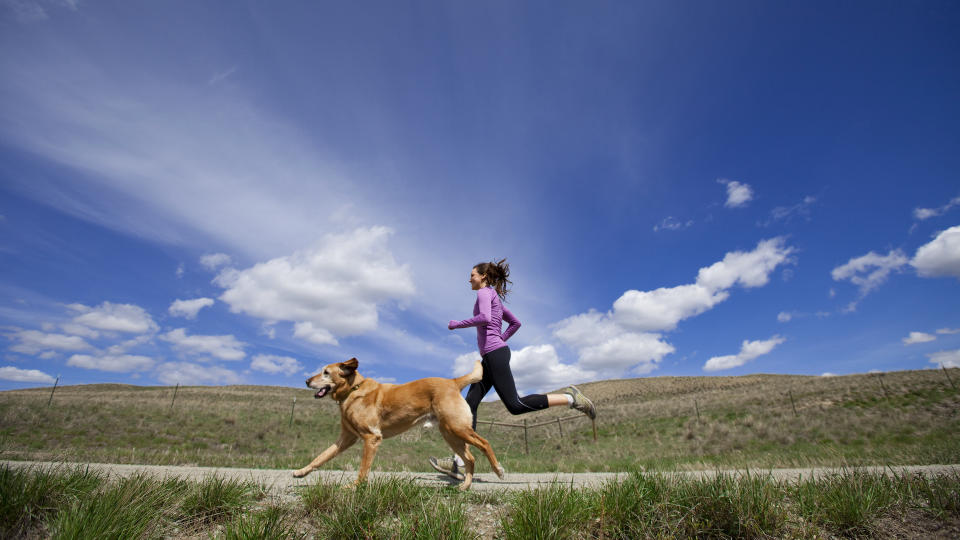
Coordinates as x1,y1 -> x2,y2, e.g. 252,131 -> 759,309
339,357 -> 358,376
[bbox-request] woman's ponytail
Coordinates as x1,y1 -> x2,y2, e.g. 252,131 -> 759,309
474,259 -> 512,299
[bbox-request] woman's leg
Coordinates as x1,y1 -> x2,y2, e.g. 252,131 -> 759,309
463,357 -> 495,431
483,347 -> 549,415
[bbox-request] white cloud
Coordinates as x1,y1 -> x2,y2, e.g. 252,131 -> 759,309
551,238 -> 793,377
903,332 -> 936,345
703,335 -> 786,372
168,298 -> 215,319
217,227 -> 415,343
106,334 -> 153,355
292,322 -> 338,346
613,284 -> 728,332
450,345 -> 595,395
937,328 -> 960,335
451,351 -> 483,376
509,345 -> 597,393
577,333 -> 675,375
67,354 -> 155,372
250,354 -> 303,376
68,302 -> 158,334
653,216 -> 693,232
696,237 -> 796,291
200,253 -> 232,271
8,329 -> 91,355
777,312 -> 792,322
911,225 -> 960,280
160,328 -> 245,361
0,366 -> 56,383
821,372 -> 837,377
914,196 -> 960,221
831,250 -> 909,298
60,323 -> 100,339
615,237 -> 793,332
928,349 -> 960,369
155,362 -> 243,385
718,178 -> 754,208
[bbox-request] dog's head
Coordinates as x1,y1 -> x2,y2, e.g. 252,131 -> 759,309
305,357 -> 359,400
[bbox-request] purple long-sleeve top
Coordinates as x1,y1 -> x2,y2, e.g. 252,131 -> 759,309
448,286 -> 521,355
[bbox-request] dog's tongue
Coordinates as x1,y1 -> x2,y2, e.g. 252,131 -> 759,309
314,387 -> 328,399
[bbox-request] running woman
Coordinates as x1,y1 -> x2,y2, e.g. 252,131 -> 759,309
429,259 -> 596,480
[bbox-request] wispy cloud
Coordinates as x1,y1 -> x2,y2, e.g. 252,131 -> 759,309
760,196 -> 816,227
703,335 -> 786,371
914,195 -> 960,220
831,249 -> 909,311
160,328 -> 246,361
169,298 -> 215,320
250,354 -> 303,376
653,216 -> 694,232
155,362 -> 242,385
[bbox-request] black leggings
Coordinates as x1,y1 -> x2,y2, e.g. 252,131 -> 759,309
465,346 -> 549,430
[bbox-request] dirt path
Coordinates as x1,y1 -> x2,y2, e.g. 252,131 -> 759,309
4,460 -> 959,496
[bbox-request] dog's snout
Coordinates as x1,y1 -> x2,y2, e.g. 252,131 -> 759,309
304,378 -> 311,387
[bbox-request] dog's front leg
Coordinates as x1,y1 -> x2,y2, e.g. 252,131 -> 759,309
353,430 -> 382,486
293,431 -> 357,478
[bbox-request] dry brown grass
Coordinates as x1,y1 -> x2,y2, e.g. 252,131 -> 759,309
1,368 -> 958,473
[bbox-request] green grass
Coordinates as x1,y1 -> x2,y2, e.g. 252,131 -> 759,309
4,465 -> 960,538
0,368 -> 957,475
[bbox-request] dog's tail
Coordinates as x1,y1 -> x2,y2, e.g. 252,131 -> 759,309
454,360 -> 483,390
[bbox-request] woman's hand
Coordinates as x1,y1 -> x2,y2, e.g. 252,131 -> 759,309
448,320 -> 458,330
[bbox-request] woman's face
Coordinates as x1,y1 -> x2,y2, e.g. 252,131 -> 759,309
469,267 -> 487,290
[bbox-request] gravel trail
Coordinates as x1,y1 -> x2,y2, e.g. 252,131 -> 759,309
4,460 -> 959,496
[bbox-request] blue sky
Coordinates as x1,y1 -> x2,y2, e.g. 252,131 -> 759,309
1,1 -> 958,393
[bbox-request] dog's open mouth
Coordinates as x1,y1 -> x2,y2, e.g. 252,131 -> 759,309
314,385 -> 332,399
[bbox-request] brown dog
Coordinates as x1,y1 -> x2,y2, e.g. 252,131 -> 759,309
293,357 -> 505,490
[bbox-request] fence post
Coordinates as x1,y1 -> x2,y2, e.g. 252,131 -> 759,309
876,374 -> 890,400
523,419 -> 529,455
47,375 -> 60,407
592,418 -> 597,442
694,399 -> 701,422
789,390 -> 798,417
289,397 -> 297,428
170,383 -> 179,410
556,417 -> 564,439
942,364 -> 957,390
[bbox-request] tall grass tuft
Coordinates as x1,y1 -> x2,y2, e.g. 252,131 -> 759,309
0,465 -> 104,538
500,484 -> 592,540
302,477 -> 469,539
220,504 -> 305,540
179,474 -> 259,527
48,473 -> 182,540
397,497 -> 474,540
592,472 -> 786,539
791,469 -> 897,536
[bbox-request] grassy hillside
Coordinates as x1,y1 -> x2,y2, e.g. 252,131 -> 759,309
1,368 -> 957,473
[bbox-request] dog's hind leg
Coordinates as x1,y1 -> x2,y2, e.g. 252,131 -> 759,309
439,426 -> 475,491
448,425 -> 505,481
293,430 -> 357,478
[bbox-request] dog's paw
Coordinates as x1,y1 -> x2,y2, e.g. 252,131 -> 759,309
495,465 -> 505,479
292,469 -> 309,478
